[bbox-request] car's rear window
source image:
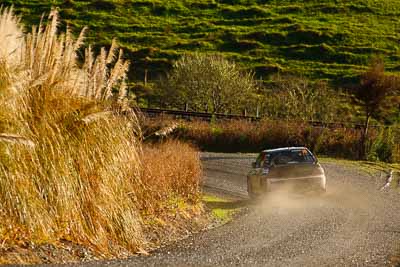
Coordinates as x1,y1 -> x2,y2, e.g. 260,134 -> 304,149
272,149 -> 315,165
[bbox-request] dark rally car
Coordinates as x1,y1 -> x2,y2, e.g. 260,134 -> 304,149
247,147 -> 326,198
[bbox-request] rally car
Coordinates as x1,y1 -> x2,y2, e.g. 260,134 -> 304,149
247,147 -> 326,198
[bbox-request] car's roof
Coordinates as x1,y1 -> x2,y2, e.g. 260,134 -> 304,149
261,147 -> 309,153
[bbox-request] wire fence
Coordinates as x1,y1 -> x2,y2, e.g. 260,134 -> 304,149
139,107 -> 384,130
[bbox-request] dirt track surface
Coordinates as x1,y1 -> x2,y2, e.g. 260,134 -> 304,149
84,153 -> 400,267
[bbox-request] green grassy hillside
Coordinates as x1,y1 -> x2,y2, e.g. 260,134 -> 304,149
5,0 -> 400,84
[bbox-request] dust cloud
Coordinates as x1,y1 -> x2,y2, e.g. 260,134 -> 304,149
253,181 -> 378,216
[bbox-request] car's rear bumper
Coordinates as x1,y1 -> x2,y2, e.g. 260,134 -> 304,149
247,174 -> 326,197
267,175 -> 326,191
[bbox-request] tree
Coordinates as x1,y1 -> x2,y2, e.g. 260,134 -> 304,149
160,53 -> 257,114
353,58 -> 400,159
262,75 -> 344,122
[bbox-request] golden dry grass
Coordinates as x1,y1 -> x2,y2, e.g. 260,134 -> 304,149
142,116 -> 365,159
140,140 -> 202,214
0,7 -> 203,264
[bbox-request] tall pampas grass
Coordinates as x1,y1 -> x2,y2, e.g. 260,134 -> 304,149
0,6 -> 145,260
0,7 -> 202,264
0,8 -> 202,264
17,8 -> 128,102
0,6 -> 23,64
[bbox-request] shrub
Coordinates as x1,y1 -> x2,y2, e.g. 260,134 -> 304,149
262,75 -> 345,123
140,141 -> 202,214
368,127 -> 395,162
159,53 -> 257,114
313,127 -> 364,159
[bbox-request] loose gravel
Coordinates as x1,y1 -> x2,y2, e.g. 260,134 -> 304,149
80,152 -> 400,267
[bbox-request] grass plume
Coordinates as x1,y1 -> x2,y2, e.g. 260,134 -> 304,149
0,7 -> 202,264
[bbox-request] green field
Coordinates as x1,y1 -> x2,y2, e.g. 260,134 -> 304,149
5,0 -> 400,84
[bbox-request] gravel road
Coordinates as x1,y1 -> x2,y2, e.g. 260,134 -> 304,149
84,152 -> 400,267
